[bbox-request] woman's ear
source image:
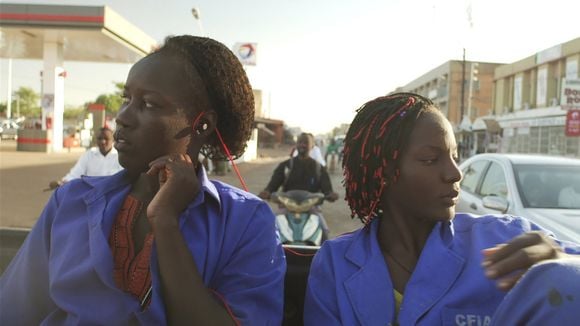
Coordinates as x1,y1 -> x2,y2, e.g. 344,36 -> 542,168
192,110 -> 217,138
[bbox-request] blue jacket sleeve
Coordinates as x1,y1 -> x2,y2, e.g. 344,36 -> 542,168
212,202 -> 286,325
0,188 -> 61,324
491,259 -> 580,325
523,217 -> 580,254
304,243 -> 342,325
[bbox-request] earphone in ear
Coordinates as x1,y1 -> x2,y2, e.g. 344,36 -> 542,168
195,122 -> 209,135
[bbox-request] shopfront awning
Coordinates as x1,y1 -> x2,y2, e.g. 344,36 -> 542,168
472,116 -> 501,133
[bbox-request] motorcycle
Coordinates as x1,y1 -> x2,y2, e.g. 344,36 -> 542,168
271,190 -> 329,246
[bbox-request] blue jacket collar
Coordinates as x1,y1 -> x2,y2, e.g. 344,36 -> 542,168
343,219 -> 465,325
343,220 -> 394,324
79,167 -> 221,287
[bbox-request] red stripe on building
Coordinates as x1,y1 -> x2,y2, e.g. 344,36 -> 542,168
0,13 -> 104,23
17,137 -> 51,144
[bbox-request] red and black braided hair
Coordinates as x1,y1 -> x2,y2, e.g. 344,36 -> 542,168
342,92 -> 437,224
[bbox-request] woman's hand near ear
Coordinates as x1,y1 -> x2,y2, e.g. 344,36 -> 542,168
146,154 -> 199,228
144,154 -> 237,325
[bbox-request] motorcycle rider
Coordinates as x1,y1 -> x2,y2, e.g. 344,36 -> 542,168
258,132 -> 339,202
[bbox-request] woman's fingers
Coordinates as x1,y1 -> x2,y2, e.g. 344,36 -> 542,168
484,244 -> 546,277
494,270 -> 527,291
146,154 -> 195,184
482,232 -> 563,282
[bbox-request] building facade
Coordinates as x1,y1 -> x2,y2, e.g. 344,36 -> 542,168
492,37 -> 580,157
392,60 -> 502,158
393,60 -> 500,128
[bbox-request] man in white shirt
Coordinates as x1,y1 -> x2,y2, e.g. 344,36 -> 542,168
48,127 -> 123,189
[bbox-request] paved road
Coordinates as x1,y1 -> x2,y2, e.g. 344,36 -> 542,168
0,140 -> 361,238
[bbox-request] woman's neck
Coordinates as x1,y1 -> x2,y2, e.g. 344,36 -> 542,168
129,173 -> 160,203
377,207 -> 435,260
376,205 -> 437,293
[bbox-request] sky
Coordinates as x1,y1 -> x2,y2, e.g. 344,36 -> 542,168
1,0 -> 580,134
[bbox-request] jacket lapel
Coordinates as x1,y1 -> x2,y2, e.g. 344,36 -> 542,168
83,171 -> 131,287
344,222 -> 396,325
399,222 -> 465,325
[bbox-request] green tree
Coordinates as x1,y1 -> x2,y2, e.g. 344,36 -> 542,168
63,105 -> 86,120
94,81 -> 124,115
8,87 -> 41,118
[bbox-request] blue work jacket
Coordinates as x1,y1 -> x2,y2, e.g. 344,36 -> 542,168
1,168 -> 286,325
304,214 -> 580,325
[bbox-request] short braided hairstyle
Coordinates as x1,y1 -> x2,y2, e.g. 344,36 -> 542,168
153,35 -> 254,160
342,93 -> 437,224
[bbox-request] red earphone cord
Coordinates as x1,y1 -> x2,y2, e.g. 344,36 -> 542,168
214,129 -> 249,192
192,112 -> 248,192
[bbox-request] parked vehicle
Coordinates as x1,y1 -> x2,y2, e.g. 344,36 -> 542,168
457,153 -> 580,243
0,119 -> 20,140
271,190 -> 329,246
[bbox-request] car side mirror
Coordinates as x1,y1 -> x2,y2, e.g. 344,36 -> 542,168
482,195 -> 509,213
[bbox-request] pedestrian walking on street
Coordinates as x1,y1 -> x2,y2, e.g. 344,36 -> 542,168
304,92 -> 580,325
1,35 -> 285,325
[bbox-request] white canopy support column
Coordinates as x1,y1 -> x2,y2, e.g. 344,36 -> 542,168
1,3 -> 157,152
41,36 -> 65,152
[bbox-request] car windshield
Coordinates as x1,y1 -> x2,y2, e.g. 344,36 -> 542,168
514,164 -> 580,209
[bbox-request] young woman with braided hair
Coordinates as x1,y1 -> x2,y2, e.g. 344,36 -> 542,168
1,36 -> 285,325
304,93 -> 580,325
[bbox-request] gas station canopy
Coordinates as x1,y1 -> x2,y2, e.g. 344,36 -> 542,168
0,3 -> 158,152
0,3 -> 157,62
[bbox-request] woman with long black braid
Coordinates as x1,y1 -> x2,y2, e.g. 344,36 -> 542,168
304,93 -> 580,325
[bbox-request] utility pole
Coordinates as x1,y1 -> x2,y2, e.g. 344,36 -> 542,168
467,62 -> 479,120
6,59 -> 12,119
191,7 -> 205,36
458,48 -> 465,124
460,48 -> 466,123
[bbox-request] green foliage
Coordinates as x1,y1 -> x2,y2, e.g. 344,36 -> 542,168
0,87 -> 41,118
0,82 -> 125,119
63,105 -> 86,120
93,81 -> 124,115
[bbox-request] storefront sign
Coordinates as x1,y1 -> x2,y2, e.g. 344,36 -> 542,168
562,79 -> 580,109
565,110 -> 580,136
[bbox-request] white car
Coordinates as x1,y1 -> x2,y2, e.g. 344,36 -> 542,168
0,119 -> 20,140
457,154 -> 580,243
